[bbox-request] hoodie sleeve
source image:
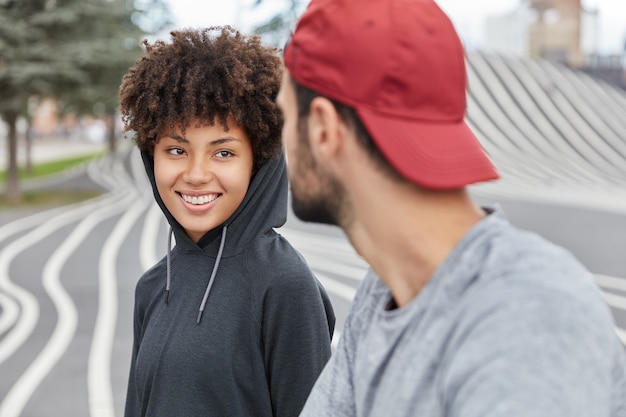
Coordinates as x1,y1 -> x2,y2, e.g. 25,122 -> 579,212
123,283 -> 144,417
123,261 -> 163,417
258,241 -> 335,417
124,339 -> 141,417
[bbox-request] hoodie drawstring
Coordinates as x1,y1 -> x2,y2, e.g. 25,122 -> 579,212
164,226 -> 228,324
197,225 -> 228,324
165,226 -> 173,304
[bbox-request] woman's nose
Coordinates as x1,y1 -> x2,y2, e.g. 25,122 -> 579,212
182,156 -> 212,184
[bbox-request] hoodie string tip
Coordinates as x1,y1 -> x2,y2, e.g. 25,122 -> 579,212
196,310 -> 204,324
165,290 -> 170,305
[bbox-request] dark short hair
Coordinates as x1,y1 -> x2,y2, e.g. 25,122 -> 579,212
119,26 -> 283,173
291,77 -> 405,182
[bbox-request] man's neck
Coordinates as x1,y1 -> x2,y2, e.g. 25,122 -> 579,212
343,182 -> 485,308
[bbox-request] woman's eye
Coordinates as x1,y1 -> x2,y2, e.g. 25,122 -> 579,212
167,147 -> 185,156
216,150 -> 233,158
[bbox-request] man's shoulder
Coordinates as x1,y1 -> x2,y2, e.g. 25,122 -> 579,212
484,225 -> 592,293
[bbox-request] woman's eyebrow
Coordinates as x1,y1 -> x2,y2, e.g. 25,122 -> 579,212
162,135 -> 239,145
209,137 -> 238,146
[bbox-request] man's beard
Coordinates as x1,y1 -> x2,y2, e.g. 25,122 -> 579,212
289,124 -> 348,227
291,175 -> 344,226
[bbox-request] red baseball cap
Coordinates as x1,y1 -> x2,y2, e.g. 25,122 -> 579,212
284,0 -> 499,189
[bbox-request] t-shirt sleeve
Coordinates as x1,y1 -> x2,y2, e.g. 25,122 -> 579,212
440,283 -> 619,417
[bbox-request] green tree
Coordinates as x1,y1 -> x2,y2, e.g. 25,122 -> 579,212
252,0 -> 305,47
54,0 -> 172,153
0,0 -> 171,203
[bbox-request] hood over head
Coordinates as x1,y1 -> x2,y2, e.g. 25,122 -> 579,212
140,149 -> 288,322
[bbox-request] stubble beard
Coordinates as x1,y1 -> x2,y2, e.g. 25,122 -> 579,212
290,124 -> 349,227
291,172 -> 344,226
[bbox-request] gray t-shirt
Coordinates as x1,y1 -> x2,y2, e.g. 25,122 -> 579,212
300,209 -> 626,417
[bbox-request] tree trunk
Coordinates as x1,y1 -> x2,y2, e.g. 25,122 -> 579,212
107,112 -> 117,154
4,111 -> 21,203
25,120 -> 33,175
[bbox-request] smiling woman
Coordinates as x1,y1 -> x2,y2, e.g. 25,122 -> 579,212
117,26 -> 335,417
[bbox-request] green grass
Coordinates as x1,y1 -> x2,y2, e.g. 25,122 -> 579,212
0,151 -> 106,210
0,151 -> 105,182
0,189 -> 103,209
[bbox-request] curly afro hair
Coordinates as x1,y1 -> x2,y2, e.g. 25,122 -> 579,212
119,26 -> 283,173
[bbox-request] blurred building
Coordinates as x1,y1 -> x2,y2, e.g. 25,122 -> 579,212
484,6 -> 532,56
32,98 -> 61,137
483,0 -> 625,89
528,0 -> 584,65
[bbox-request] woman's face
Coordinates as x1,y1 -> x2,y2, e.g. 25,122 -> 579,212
153,117 -> 254,242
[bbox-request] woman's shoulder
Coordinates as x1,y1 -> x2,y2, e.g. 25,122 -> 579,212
136,256 -> 167,287
245,233 -> 319,291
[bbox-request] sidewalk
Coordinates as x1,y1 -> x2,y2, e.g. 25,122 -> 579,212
0,136 -> 107,171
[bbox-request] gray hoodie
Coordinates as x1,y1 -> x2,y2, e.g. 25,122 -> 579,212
124,151 -> 335,417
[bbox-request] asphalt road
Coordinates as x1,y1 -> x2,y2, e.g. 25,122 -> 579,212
0,145 -> 624,417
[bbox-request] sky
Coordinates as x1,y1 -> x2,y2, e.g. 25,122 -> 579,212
163,0 -> 626,55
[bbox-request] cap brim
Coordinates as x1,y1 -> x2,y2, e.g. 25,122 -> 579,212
357,107 -> 499,189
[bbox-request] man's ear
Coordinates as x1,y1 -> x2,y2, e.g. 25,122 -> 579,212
307,96 -> 346,159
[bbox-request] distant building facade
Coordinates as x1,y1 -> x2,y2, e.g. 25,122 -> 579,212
483,0 -> 625,89
484,7 -> 531,56
528,0 -> 584,66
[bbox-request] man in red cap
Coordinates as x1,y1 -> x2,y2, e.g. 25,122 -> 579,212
277,0 -> 626,415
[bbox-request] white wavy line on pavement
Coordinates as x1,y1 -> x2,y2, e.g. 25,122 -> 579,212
601,292 -> 626,311
470,181 -> 626,215
278,227 -> 367,278
0,191 -> 121,245
87,155 -> 115,190
87,150 -> 134,193
331,330 -> 341,350
128,147 -> 151,196
139,203 -> 163,273
595,274 -> 626,293
0,192 -> 124,366
594,274 -> 626,343
305,253 -> 367,283
0,195 -> 133,417
89,198 -> 150,417
315,273 -> 356,302
0,292 -> 19,337
279,227 -> 362,258
596,285 -> 626,346
0,205 -> 77,245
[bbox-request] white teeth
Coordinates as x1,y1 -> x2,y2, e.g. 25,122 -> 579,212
181,194 -> 217,205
